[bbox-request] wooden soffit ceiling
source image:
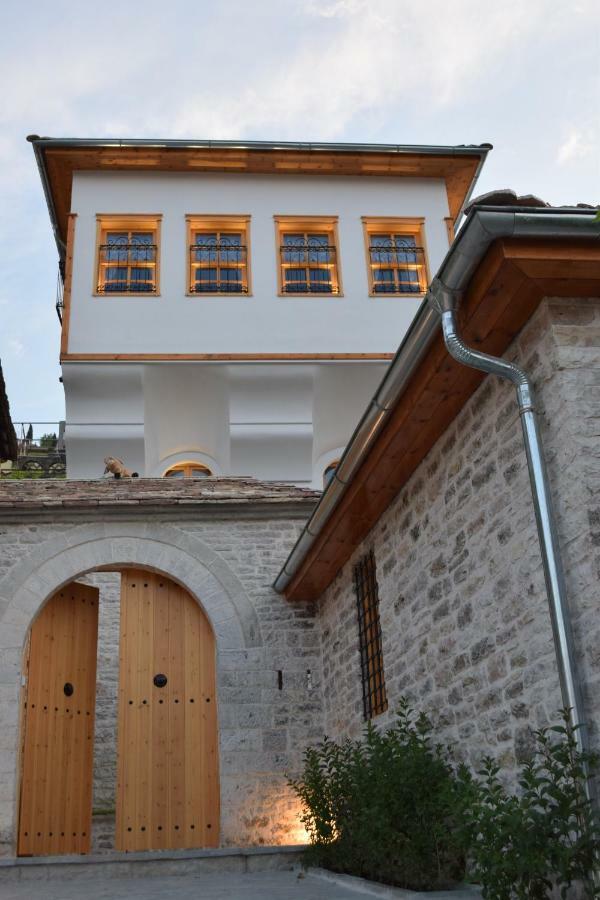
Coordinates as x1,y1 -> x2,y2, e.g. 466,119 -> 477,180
42,145 -> 483,243
284,237 -> 600,602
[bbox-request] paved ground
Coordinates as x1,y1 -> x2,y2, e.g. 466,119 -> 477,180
0,870 -> 372,900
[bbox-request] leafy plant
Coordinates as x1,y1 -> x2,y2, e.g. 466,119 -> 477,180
39,432 -> 57,449
458,710 -> 600,899
290,698 -> 467,890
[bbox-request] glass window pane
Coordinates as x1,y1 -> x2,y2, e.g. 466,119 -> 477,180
309,268 -> 332,292
130,232 -> 155,262
282,233 -> 306,263
165,469 -> 185,477
397,267 -> 421,292
220,233 -> 243,263
370,234 -> 394,264
307,233 -> 330,263
373,269 -> 396,294
130,267 -> 154,291
284,269 -> 308,292
105,233 -> 128,262
195,233 -> 217,262
194,268 -> 218,292
104,266 -> 128,291
221,268 -> 243,291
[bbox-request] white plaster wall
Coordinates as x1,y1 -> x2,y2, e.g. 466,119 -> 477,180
62,359 -> 388,484
311,364 -> 387,470
68,171 -> 449,355
62,365 -> 145,478
143,365 -> 230,475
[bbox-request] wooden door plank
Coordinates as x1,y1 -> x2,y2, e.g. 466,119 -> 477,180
18,583 -> 98,856
116,571 -> 219,851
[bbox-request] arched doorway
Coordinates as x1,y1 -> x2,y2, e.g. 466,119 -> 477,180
17,569 -> 219,856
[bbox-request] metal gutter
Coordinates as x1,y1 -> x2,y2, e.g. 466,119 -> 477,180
27,135 -> 491,156
26,135 -> 491,259
274,204 -> 600,594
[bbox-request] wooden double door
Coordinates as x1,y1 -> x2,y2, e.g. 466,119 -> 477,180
18,570 -> 219,856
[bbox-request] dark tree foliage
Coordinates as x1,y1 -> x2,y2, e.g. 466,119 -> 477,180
0,361 -> 17,461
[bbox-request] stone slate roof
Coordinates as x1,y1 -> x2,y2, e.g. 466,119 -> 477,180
0,477 -> 320,512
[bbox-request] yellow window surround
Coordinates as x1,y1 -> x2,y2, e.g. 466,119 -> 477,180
274,215 -> 342,297
362,217 -> 429,297
186,215 -> 251,297
94,214 -> 162,297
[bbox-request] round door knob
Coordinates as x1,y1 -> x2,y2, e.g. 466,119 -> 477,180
63,682 -> 74,697
153,673 -> 167,688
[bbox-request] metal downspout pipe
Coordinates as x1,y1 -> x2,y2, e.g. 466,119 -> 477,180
436,301 -> 593,801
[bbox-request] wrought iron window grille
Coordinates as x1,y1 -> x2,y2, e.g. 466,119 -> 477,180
279,239 -> 340,294
97,241 -> 158,294
353,549 -> 388,720
368,238 -> 426,294
189,241 -> 248,294
55,267 -> 64,323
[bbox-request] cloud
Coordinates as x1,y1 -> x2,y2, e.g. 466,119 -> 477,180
557,130 -> 597,165
8,338 -> 24,358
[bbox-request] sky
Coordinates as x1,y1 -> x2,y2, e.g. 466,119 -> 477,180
0,0 -> 598,431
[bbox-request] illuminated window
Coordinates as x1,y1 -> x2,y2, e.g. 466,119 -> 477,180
362,218 -> 428,296
275,216 -> 341,296
164,462 -> 212,478
187,216 -> 250,295
353,549 -> 388,720
323,460 -> 339,488
95,215 -> 161,295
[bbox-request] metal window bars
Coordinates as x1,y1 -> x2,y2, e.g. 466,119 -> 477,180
280,234 -> 339,294
55,266 -> 64,323
97,235 -> 158,294
353,549 -> 388,720
368,236 -> 426,294
189,237 -> 248,294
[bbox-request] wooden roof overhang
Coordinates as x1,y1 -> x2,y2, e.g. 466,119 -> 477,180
283,235 -> 600,602
28,138 -> 490,247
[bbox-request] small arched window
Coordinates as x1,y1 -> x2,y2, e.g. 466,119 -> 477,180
164,462 -> 212,478
323,460 -> 339,488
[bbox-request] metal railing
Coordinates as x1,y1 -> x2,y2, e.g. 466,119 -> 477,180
55,267 -> 64,323
368,240 -> 426,294
189,242 -> 248,293
279,240 -> 339,294
97,242 -> 158,294
1,422 -> 66,478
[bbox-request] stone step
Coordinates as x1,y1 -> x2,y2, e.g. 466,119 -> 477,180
0,844 -> 305,883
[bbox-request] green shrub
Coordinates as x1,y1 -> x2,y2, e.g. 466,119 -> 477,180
458,711 -> 600,900
290,698 -> 466,890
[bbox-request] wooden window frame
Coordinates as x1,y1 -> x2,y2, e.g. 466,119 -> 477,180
362,217 -> 429,298
353,549 -> 388,720
94,214 -> 162,297
323,460 -> 340,488
274,215 -> 343,298
163,461 -> 213,478
186,215 -> 251,297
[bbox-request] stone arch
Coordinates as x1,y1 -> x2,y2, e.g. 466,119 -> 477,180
0,521 -> 261,652
0,521 -> 263,851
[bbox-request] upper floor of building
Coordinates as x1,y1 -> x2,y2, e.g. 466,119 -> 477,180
30,137 -> 490,361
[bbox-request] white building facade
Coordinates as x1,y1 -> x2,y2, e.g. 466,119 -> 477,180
31,138 -> 489,485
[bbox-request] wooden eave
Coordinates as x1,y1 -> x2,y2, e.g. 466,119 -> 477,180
284,237 -> 600,602
41,145 -> 484,244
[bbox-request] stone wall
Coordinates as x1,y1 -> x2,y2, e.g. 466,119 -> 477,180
318,297 -> 600,779
0,504 -> 322,853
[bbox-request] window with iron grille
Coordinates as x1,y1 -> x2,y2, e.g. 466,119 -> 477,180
362,218 -> 428,296
186,216 -> 250,295
275,216 -> 341,296
95,215 -> 161,295
353,549 -> 388,719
